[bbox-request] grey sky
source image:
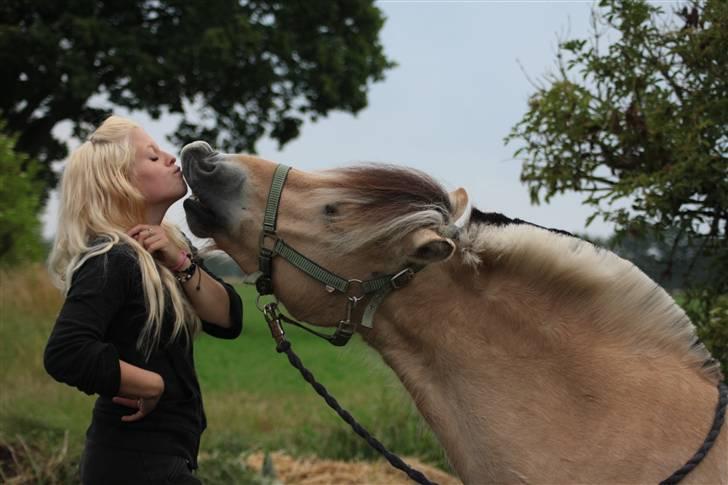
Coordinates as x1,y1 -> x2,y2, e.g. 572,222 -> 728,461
43,1 -> 625,241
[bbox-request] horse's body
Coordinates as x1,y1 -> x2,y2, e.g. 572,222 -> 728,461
180,141 -> 726,484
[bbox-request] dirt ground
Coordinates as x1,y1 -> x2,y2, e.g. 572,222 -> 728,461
244,451 -> 462,485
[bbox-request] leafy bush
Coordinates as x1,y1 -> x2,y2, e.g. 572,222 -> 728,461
0,122 -> 45,266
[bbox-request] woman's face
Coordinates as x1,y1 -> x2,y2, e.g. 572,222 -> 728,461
131,128 -> 187,209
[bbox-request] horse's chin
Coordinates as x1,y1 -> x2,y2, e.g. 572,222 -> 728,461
183,197 -> 221,238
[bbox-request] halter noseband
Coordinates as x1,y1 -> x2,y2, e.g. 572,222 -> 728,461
250,164 -> 423,346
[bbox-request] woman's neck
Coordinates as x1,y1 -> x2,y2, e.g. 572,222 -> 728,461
144,203 -> 169,226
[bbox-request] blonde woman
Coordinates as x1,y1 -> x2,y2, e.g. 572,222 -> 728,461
44,116 -> 243,484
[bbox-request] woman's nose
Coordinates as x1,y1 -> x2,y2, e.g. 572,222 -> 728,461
167,155 -> 176,166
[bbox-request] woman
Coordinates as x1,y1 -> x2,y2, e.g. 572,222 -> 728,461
44,115 -> 243,484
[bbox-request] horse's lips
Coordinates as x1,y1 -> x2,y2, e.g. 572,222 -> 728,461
183,193 -> 220,230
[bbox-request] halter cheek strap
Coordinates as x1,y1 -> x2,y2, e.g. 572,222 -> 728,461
249,164 -> 423,345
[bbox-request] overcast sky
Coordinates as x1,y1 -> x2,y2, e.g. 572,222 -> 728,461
43,0 -> 654,242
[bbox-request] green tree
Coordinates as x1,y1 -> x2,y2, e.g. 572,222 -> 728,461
0,0 -> 394,203
0,122 -> 44,266
507,0 -> 727,370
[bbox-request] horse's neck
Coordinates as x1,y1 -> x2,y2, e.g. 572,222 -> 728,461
364,259 -> 720,483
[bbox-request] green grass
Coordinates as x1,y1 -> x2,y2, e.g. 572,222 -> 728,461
197,285 -> 445,467
0,271 -> 448,483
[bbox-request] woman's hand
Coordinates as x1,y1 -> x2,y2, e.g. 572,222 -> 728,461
112,393 -> 163,422
128,224 -> 188,270
115,362 -> 165,422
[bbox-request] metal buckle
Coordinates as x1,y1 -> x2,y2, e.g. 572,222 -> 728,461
259,231 -> 278,253
390,268 -> 414,289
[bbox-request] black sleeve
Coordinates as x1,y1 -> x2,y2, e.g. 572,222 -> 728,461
43,247 -> 133,397
197,257 -> 243,340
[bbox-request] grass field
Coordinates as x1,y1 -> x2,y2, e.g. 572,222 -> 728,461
0,264 -> 447,483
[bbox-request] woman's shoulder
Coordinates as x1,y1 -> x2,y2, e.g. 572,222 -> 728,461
83,238 -> 139,268
69,240 -> 140,288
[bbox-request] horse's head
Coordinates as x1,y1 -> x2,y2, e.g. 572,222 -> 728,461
181,140 -> 470,328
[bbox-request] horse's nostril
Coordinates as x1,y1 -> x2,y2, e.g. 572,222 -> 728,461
198,156 -> 217,174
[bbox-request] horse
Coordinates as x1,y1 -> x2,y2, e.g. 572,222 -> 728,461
180,141 -> 726,484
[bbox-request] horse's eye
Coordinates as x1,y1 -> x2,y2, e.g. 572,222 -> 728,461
324,204 -> 338,216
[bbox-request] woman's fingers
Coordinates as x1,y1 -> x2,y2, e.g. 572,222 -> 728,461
146,239 -> 167,254
121,411 -> 145,423
112,396 -> 139,408
127,224 -> 152,238
128,224 -> 163,242
126,224 -> 179,268
130,227 -> 168,250
126,225 -> 143,237
114,397 -> 146,422
113,396 -> 150,422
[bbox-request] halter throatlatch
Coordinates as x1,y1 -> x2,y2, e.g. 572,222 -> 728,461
249,164 -> 423,346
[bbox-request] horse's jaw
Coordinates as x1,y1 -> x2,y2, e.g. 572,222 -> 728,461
354,262 -> 489,482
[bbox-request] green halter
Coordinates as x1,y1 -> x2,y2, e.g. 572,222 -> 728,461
250,164 -> 422,346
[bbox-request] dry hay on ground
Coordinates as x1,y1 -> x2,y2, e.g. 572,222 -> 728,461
245,451 -> 461,485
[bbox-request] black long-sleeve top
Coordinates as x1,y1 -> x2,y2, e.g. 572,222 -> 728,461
44,243 -> 243,468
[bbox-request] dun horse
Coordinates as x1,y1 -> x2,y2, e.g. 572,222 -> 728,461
180,141 -> 726,484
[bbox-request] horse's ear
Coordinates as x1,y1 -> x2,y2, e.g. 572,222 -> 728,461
405,228 -> 456,264
448,188 -> 470,224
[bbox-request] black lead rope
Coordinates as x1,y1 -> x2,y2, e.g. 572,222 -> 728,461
263,304 -> 437,485
659,381 -> 728,485
271,330 -> 726,485
274,339 -> 438,485
269,308 -> 726,485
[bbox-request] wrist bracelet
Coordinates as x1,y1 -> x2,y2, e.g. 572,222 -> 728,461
174,261 -> 197,283
171,250 -> 191,272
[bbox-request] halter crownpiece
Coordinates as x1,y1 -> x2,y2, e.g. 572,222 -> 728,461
250,164 -> 424,346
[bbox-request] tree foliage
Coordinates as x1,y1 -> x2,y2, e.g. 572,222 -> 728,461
0,121 -> 44,266
507,0 -> 727,366
0,0 -> 394,203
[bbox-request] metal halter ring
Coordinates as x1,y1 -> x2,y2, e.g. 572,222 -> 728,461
344,279 -> 366,303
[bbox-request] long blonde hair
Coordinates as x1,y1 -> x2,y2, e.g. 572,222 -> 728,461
48,115 -> 201,358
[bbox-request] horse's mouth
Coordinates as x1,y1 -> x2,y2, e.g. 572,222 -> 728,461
183,192 -> 219,237
181,141 -> 224,237
183,192 -> 214,218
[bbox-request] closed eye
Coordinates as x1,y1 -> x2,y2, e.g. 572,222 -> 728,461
150,156 -> 159,161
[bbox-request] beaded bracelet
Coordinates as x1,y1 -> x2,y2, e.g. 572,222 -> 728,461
174,261 -> 197,284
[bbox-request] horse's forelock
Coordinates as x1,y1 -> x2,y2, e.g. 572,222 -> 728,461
313,164 -> 452,252
333,164 -> 451,213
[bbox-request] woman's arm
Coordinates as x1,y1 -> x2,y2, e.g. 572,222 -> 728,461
128,225 -> 243,333
179,264 -> 232,327
117,360 -> 165,398
44,248 -> 130,397
111,360 -> 165,422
